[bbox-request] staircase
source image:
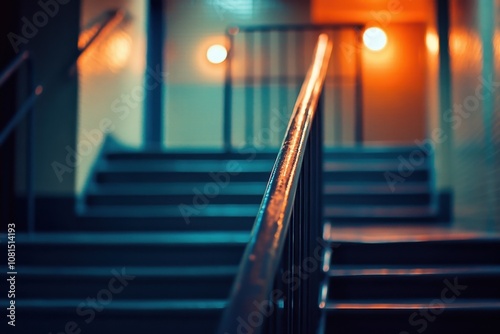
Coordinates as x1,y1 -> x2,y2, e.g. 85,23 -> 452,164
3,145 -> 498,333
3,150 -> 274,334
324,146 -> 444,223
319,148 -> 500,333
320,224 -> 500,333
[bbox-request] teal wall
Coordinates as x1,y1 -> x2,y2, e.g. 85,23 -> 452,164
448,0 -> 500,232
13,0 -> 80,198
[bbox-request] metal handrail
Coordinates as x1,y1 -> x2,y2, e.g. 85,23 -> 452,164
0,50 -> 30,87
0,8 -> 126,234
217,34 -> 332,334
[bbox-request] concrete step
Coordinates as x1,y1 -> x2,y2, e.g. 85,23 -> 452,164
328,265 -> 500,300
325,205 -> 437,223
323,300 -> 500,333
327,238 -> 500,266
15,266 -> 237,300
1,299 -> 225,334
14,232 -> 248,267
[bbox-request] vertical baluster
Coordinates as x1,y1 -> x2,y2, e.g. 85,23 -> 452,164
223,29 -> 235,151
261,30 -> 271,147
245,32 -> 255,147
295,29 -> 304,96
333,29 -> 343,145
354,28 -> 364,145
278,30 -> 288,142
27,58 -> 35,236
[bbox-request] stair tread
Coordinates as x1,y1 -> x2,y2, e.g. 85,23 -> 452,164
324,183 -> 430,194
325,146 -> 428,153
8,232 -> 250,245
329,265 -> 500,277
325,205 -> 435,217
0,299 -> 227,311
324,225 -> 500,243
89,182 -> 267,195
82,204 -> 260,217
324,161 -> 428,171
324,300 -> 500,310
98,160 -> 274,172
16,265 -> 239,277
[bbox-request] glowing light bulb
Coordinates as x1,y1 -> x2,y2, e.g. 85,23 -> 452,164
363,27 -> 388,51
206,44 -> 227,64
426,33 -> 439,54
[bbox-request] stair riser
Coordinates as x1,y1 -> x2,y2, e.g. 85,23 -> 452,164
76,216 -> 256,231
95,172 -> 271,184
5,309 -> 221,334
17,245 -> 245,267
324,310 -> 500,333
325,170 -> 429,183
86,194 -> 263,206
328,274 -> 500,300
325,194 -> 431,206
325,150 -> 429,160
330,242 -> 500,266
16,276 -> 234,300
106,152 -> 277,161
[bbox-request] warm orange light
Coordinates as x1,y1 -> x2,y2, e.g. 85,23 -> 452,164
78,29 -> 131,74
426,33 -> 439,54
363,27 -> 387,51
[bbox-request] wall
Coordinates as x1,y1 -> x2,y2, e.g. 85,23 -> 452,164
77,0 -> 147,194
164,0 -> 311,148
5,0 -> 81,229
362,23 -> 426,143
311,0 -> 434,144
448,0 -> 500,232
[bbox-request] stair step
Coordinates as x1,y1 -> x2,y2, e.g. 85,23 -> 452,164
323,300 -> 500,333
324,169 -> 429,183
324,146 -> 429,160
325,205 -> 437,222
15,266 -> 237,300
76,215 -> 255,232
15,232 -> 249,267
327,239 -> 500,266
82,204 -> 259,218
99,160 -> 275,172
86,193 -> 264,206
95,170 -> 271,184
89,182 -> 268,195
1,299 -> 225,334
105,150 -> 277,161
328,265 -> 500,300
324,160 -> 429,171
324,183 -> 430,194
324,193 -> 431,206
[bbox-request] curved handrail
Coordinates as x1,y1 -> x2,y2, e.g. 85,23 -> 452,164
217,34 -> 332,333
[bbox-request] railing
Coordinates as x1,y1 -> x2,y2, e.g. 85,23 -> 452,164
217,34 -> 332,334
223,24 -> 363,151
0,9 -> 126,234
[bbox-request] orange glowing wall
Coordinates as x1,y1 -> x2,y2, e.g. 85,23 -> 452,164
312,0 -> 434,144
